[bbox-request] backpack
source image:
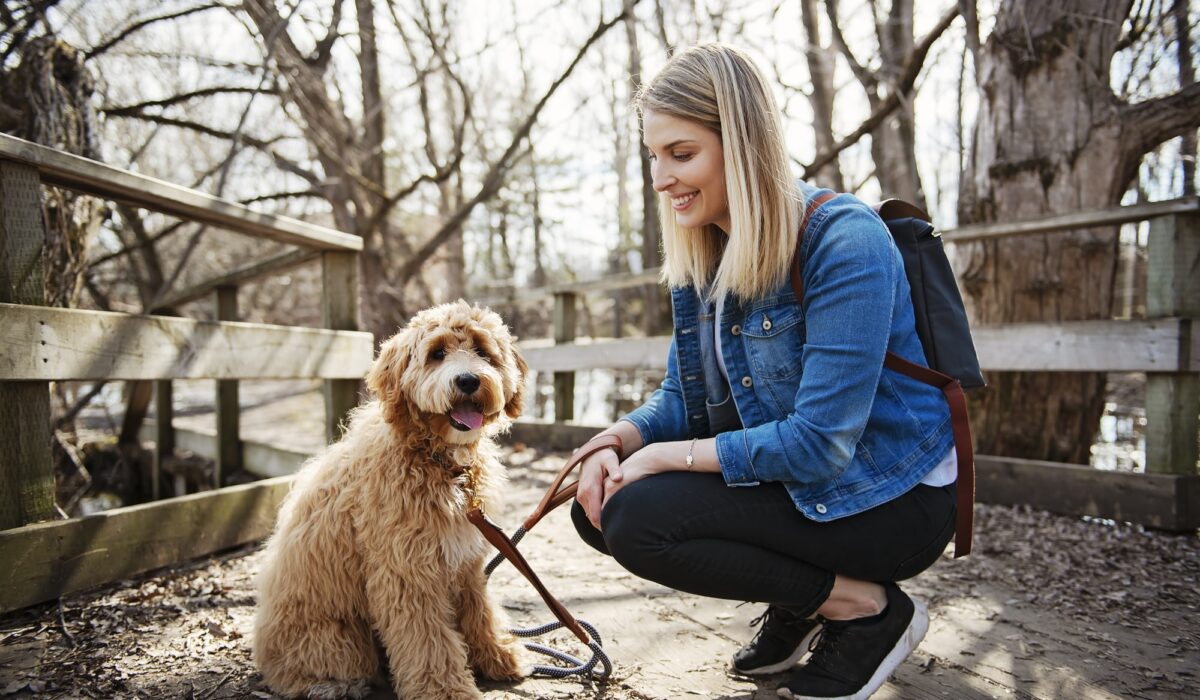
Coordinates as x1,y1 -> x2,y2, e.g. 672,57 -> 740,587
791,192 -> 984,557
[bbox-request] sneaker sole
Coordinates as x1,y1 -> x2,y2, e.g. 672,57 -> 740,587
776,598 -> 929,700
729,624 -> 822,676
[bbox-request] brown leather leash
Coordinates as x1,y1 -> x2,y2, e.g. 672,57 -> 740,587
467,434 -> 623,677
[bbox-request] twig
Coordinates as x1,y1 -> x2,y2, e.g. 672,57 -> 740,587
57,599 -> 76,647
197,671 -> 232,700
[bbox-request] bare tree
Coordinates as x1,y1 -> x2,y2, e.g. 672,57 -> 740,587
957,0 -> 1200,463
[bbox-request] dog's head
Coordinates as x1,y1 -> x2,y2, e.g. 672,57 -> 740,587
366,301 -> 528,444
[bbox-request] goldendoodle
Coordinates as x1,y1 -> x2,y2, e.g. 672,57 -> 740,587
253,301 -> 528,699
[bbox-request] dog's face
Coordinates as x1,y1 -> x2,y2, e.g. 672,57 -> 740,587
366,301 -> 528,444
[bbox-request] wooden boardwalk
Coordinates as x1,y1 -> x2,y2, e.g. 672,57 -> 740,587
1,438 -> 1195,699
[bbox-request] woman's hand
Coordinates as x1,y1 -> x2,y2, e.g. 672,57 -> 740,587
600,443 -> 671,510
576,446 -> 621,530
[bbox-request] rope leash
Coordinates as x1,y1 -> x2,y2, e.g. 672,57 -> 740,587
484,536 -> 611,679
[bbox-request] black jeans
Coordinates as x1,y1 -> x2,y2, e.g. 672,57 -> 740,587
571,472 -> 956,617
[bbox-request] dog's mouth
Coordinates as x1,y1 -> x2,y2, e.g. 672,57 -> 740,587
447,401 -> 484,432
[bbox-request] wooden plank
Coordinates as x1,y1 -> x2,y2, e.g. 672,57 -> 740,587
975,455 -> 1200,530
0,476 -> 294,613
152,248 -> 319,311
0,161 -> 55,529
552,292 -> 577,422
518,320 -> 1193,374
507,421 -> 603,452
520,336 -> 670,373
0,133 -> 361,252
473,268 -> 661,306
0,303 -> 374,380
972,318 -> 1192,372
321,251 -> 361,442
941,195 -> 1200,243
215,286 -> 241,486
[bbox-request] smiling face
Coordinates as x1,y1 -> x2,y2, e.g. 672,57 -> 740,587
643,108 -> 731,234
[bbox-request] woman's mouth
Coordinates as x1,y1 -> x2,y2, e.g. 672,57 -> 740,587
671,192 -> 698,211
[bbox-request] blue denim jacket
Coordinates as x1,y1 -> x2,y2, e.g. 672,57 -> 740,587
621,185 -> 953,521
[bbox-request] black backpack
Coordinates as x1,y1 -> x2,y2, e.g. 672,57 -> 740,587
791,193 -> 984,557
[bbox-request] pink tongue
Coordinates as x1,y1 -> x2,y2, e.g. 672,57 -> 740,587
451,407 -> 484,430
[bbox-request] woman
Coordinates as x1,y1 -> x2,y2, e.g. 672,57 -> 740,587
570,43 -> 958,700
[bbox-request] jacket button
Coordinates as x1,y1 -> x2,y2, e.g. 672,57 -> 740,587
741,376 -> 753,388
762,318 -> 772,331
731,325 -> 741,336
815,504 -> 828,514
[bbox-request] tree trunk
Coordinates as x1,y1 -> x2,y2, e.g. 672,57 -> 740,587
871,0 -> 923,206
958,0 -> 1135,463
799,0 -> 845,191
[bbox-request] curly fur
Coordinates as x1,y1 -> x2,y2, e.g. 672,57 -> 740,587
253,301 -> 529,699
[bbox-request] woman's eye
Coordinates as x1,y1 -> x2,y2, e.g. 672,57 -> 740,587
673,152 -> 692,162
430,348 -> 446,361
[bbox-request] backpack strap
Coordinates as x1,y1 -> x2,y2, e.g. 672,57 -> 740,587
791,193 -> 974,558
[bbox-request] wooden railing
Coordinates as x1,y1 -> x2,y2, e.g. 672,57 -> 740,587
477,196 -> 1200,532
0,133 -> 373,611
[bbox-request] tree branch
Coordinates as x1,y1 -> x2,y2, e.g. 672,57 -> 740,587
1114,81 -> 1200,197
393,2 -> 641,282
104,111 -> 322,185
803,4 -> 959,177
86,3 -> 223,59
103,86 -> 277,116
825,0 -> 876,92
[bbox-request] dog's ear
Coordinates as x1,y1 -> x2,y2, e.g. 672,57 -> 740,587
504,345 -> 529,420
367,329 -> 413,424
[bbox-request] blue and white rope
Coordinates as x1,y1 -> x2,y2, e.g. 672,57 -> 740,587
485,528 -> 611,679
511,620 -> 611,679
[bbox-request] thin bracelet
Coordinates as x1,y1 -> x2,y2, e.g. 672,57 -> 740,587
685,438 -> 697,471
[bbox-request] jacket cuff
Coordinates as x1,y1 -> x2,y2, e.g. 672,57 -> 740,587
716,431 -> 760,486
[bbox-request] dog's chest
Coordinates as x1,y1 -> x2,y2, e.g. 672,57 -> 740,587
438,512 -> 486,570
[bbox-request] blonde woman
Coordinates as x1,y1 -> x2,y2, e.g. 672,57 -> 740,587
570,44 -> 958,700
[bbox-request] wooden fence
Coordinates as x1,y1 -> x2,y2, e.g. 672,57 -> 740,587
478,196 -> 1200,532
0,133 -> 373,612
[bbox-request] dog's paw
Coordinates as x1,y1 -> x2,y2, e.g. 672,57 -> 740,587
474,642 -> 526,681
305,678 -> 371,700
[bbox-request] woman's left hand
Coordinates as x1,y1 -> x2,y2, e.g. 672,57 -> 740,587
601,442 -> 673,510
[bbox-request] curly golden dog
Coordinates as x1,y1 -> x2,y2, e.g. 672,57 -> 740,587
253,301 -> 528,699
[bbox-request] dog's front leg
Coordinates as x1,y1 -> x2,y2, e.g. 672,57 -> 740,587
367,570 -> 481,700
457,562 -> 525,681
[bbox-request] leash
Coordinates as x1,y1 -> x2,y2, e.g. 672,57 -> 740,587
465,434 -> 623,679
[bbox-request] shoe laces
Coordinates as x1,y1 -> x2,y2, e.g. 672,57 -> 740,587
806,619 -> 844,667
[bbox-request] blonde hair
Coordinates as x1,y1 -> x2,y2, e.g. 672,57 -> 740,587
637,43 -> 800,302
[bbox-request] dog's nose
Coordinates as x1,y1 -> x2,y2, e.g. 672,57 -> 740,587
455,373 -> 480,394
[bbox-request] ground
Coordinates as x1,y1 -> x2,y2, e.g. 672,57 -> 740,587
1,442 -> 1197,700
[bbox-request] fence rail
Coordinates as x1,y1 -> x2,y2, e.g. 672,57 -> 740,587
484,195 -> 1200,532
0,133 -> 367,610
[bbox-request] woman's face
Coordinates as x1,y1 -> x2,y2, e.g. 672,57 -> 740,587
642,109 -> 731,234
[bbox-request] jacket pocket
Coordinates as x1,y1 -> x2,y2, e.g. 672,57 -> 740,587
741,304 -> 804,380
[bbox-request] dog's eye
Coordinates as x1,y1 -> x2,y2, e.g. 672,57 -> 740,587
430,348 -> 446,361
475,347 -> 492,363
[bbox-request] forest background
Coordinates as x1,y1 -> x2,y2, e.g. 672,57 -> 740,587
1,0 -> 1198,499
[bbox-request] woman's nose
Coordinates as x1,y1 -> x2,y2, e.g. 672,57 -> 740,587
651,162 -> 674,192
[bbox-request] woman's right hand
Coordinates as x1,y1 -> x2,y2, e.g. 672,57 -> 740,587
576,446 -> 623,531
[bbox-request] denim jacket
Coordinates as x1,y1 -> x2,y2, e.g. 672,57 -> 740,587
621,185 -> 954,521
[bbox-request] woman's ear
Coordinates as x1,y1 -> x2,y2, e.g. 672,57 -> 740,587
504,345 -> 529,420
367,329 -> 413,424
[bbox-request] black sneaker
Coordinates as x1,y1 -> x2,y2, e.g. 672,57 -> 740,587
777,583 -> 928,700
730,606 -> 822,675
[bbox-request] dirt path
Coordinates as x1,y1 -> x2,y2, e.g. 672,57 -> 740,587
2,446 -> 1197,699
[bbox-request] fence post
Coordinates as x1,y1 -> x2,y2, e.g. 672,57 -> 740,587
154,380 -> 173,499
214,285 -> 241,487
1145,212 -> 1200,475
322,251 -> 359,442
0,161 -> 56,528
553,291 -> 577,422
